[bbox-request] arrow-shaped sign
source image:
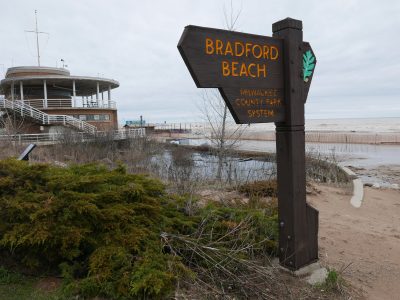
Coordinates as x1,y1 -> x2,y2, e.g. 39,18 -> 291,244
178,25 -> 286,124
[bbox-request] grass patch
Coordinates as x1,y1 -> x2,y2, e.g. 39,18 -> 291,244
315,268 -> 346,295
0,267 -> 61,300
0,266 -> 23,284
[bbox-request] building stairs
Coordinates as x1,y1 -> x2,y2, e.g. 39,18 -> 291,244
0,98 -> 96,134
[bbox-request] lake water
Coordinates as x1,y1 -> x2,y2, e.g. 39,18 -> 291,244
187,138 -> 400,187
150,149 -> 275,184
188,139 -> 400,166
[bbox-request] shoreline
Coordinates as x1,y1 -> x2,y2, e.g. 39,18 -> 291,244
161,137 -> 400,190
159,130 -> 400,145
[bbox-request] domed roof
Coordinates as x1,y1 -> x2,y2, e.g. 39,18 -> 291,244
1,66 -> 119,95
6,66 -> 70,78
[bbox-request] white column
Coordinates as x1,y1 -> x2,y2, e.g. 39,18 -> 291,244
11,81 -> 15,101
72,80 -> 76,107
108,85 -> 111,107
43,80 -> 48,108
96,82 -> 99,106
20,81 -> 24,102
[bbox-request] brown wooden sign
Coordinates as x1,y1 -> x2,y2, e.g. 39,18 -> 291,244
178,25 -> 285,123
178,18 -> 318,271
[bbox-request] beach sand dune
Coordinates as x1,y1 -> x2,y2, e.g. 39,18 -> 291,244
308,185 -> 400,299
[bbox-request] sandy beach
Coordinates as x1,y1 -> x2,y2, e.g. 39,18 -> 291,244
308,184 -> 400,299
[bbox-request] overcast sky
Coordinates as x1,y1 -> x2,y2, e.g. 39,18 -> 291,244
1,0 -> 399,124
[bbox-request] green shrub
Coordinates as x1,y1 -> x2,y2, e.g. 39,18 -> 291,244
0,159 -> 278,299
0,267 -> 23,285
198,203 -> 278,256
0,159 -> 191,299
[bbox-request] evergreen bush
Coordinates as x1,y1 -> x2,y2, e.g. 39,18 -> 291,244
0,159 -> 278,299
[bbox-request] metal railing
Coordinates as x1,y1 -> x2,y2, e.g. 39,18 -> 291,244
83,101 -> 117,109
0,128 -> 146,145
0,98 -> 97,134
14,99 -> 117,109
22,99 -> 45,109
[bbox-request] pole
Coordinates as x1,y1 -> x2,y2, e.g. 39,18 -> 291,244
35,10 -> 41,66
72,80 -> 76,107
43,80 -> 47,108
96,82 -> 100,106
108,85 -> 111,107
20,81 -> 24,102
11,81 -> 15,101
272,18 -> 318,270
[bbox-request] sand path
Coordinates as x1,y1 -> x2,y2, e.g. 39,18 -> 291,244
308,185 -> 400,300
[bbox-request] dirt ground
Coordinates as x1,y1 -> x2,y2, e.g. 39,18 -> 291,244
308,184 -> 400,300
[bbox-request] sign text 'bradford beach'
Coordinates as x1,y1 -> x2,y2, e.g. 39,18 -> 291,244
178,26 -> 285,124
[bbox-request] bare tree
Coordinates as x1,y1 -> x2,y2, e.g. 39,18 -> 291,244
0,106 -> 26,136
0,90 -> 27,157
198,1 -> 246,181
223,0 -> 242,31
0,81 -> 27,137
199,90 -> 246,181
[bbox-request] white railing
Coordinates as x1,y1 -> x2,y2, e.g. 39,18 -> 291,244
0,99 -> 97,134
16,99 -> 117,109
23,99 -> 45,109
0,128 -> 146,145
83,101 -> 117,109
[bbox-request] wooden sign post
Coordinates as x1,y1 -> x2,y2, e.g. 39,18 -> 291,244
178,17 -> 318,270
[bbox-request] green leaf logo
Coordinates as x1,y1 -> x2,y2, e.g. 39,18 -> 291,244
303,50 -> 315,82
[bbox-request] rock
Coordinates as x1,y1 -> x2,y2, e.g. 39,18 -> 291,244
306,267 -> 328,285
99,157 -> 114,166
53,161 -> 67,167
372,183 -> 381,189
391,183 -> 399,190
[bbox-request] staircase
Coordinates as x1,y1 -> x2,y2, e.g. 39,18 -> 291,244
0,98 -> 96,134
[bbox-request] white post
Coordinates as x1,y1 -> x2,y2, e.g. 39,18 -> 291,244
72,80 -> 76,107
96,82 -> 100,106
43,80 -> 48,108
11,81 -> 15,101
20,81 -> 23,116
108,85 -> 111,107
20,81 -> 24,102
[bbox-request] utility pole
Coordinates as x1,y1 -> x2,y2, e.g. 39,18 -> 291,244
25,10 -> 48,66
